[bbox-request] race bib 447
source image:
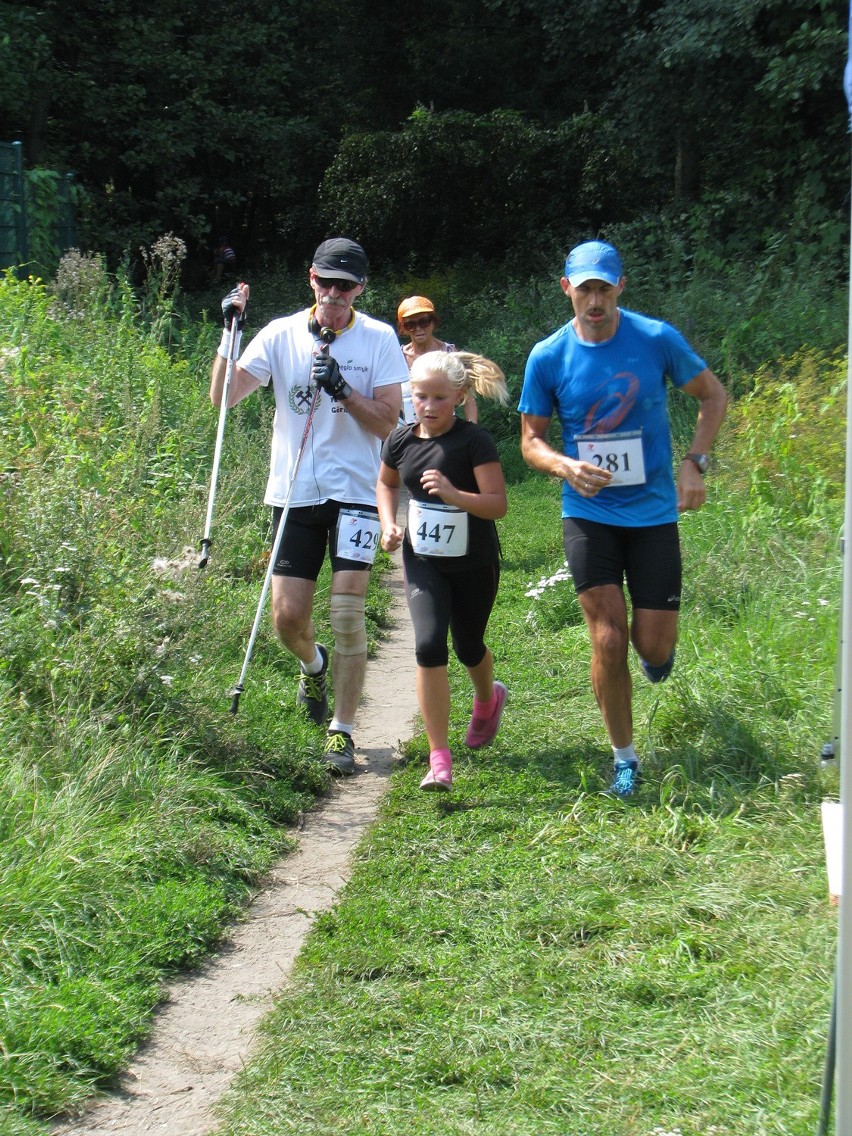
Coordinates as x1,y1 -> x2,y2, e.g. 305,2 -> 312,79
407,500 -> 469,557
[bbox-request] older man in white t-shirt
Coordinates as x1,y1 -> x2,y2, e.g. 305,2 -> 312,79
210,238 -> 405,775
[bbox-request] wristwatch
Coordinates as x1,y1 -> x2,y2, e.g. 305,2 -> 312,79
683,452 -> 709,475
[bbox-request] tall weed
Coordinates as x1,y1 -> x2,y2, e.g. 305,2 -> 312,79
0,263 -> 332,1120
717,347 -> 846,528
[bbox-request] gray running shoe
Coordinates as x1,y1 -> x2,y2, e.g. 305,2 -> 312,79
297,644 -> 329,725
323,730 -> 355,776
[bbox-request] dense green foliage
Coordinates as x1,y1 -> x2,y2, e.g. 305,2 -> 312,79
1,7 -> 850,1128
0,255 -> 367,1125
1,0 -> 847,274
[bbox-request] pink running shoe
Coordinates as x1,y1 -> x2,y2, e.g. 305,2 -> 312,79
420,749 -> 452,792
465,682 -> 507,749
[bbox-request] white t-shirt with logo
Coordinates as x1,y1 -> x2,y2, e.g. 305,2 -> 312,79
239,309 -> 407,508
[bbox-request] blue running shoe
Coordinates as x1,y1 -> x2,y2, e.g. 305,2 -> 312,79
608,758 -> 641,798
640,650 -> 675,684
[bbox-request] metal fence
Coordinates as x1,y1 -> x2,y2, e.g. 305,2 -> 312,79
0,141 -> 78,274
0,141 -> 28,270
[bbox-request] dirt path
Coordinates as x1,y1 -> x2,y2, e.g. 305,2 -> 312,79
53,557 -> 417,1136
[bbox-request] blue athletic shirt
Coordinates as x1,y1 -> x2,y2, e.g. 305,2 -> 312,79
518,309 -> 707,527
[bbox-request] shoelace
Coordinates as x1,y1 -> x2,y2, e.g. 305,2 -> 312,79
325,733 -> 349,753
612,764 -> 638,795
300,672 -> 326,698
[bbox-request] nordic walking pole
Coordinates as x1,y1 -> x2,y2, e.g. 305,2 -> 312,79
229,330 -> 335,715
816,974 -> 837,1136
199,285 -> 247,569
229,383 -> 322,715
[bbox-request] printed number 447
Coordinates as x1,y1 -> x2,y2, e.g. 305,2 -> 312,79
416,522 -> 455,544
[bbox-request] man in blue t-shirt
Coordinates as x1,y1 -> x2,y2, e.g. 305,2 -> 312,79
518,240 -> 727,798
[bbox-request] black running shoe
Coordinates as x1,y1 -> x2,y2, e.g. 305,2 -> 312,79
297,644 -> 329,725
323,730 -> 355,776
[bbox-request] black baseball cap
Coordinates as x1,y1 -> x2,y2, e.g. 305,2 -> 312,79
311,238 -> 368,284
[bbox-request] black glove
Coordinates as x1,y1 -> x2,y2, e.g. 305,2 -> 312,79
221,287 -> 247,330
312,353 -> 352,401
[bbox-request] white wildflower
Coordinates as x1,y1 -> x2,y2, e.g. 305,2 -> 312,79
151,545 -> 197,581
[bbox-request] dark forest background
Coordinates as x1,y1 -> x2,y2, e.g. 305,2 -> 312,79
1,0 -> 849,282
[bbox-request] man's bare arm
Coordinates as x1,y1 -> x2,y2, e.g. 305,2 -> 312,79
342,383 -> 402,440
521,413 -> 574,480
209,356 -> 260,408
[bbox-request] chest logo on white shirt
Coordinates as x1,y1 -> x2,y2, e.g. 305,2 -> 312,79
288,384 -> 316,414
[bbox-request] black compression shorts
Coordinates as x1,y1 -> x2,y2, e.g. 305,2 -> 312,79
271,500 -> 378,578
402,548 -> 500,668
562,518 -> 681,611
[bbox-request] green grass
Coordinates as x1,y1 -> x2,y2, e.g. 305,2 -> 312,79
0,253 -> 845,1134
209,476 -> 840,1136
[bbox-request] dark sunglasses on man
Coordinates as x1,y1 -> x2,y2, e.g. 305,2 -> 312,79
403,316 -> 434,331
315,275 -> 360,292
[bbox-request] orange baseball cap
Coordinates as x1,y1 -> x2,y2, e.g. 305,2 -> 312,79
397,296 -> 437,328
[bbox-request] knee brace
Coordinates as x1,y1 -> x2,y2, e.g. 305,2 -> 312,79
329,593 -> 367,656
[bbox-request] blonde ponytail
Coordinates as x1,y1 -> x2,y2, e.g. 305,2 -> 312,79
409,350 -> 509,406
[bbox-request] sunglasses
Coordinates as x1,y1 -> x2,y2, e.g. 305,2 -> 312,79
314,275 -> 360,292
402,316 -> 434,331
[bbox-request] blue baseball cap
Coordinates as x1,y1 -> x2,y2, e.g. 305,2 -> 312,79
564,241 -> 623,287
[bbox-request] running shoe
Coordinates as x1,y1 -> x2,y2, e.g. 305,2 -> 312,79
323,730 -> 355,776
608,758 -> 641,799
465,681 -> 508,749
420,750 -> 452,792
640,650 -> 675,684
297,644 -> 329,724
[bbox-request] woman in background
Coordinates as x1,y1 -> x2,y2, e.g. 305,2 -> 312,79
397,296 -> 478,423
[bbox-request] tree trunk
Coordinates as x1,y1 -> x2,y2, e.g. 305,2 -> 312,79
674,127 -> 700,202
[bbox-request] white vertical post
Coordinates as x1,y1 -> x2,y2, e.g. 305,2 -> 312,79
835,157 -> 852,1136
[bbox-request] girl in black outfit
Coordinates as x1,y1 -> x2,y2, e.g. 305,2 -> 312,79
377,351 -> 509,791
